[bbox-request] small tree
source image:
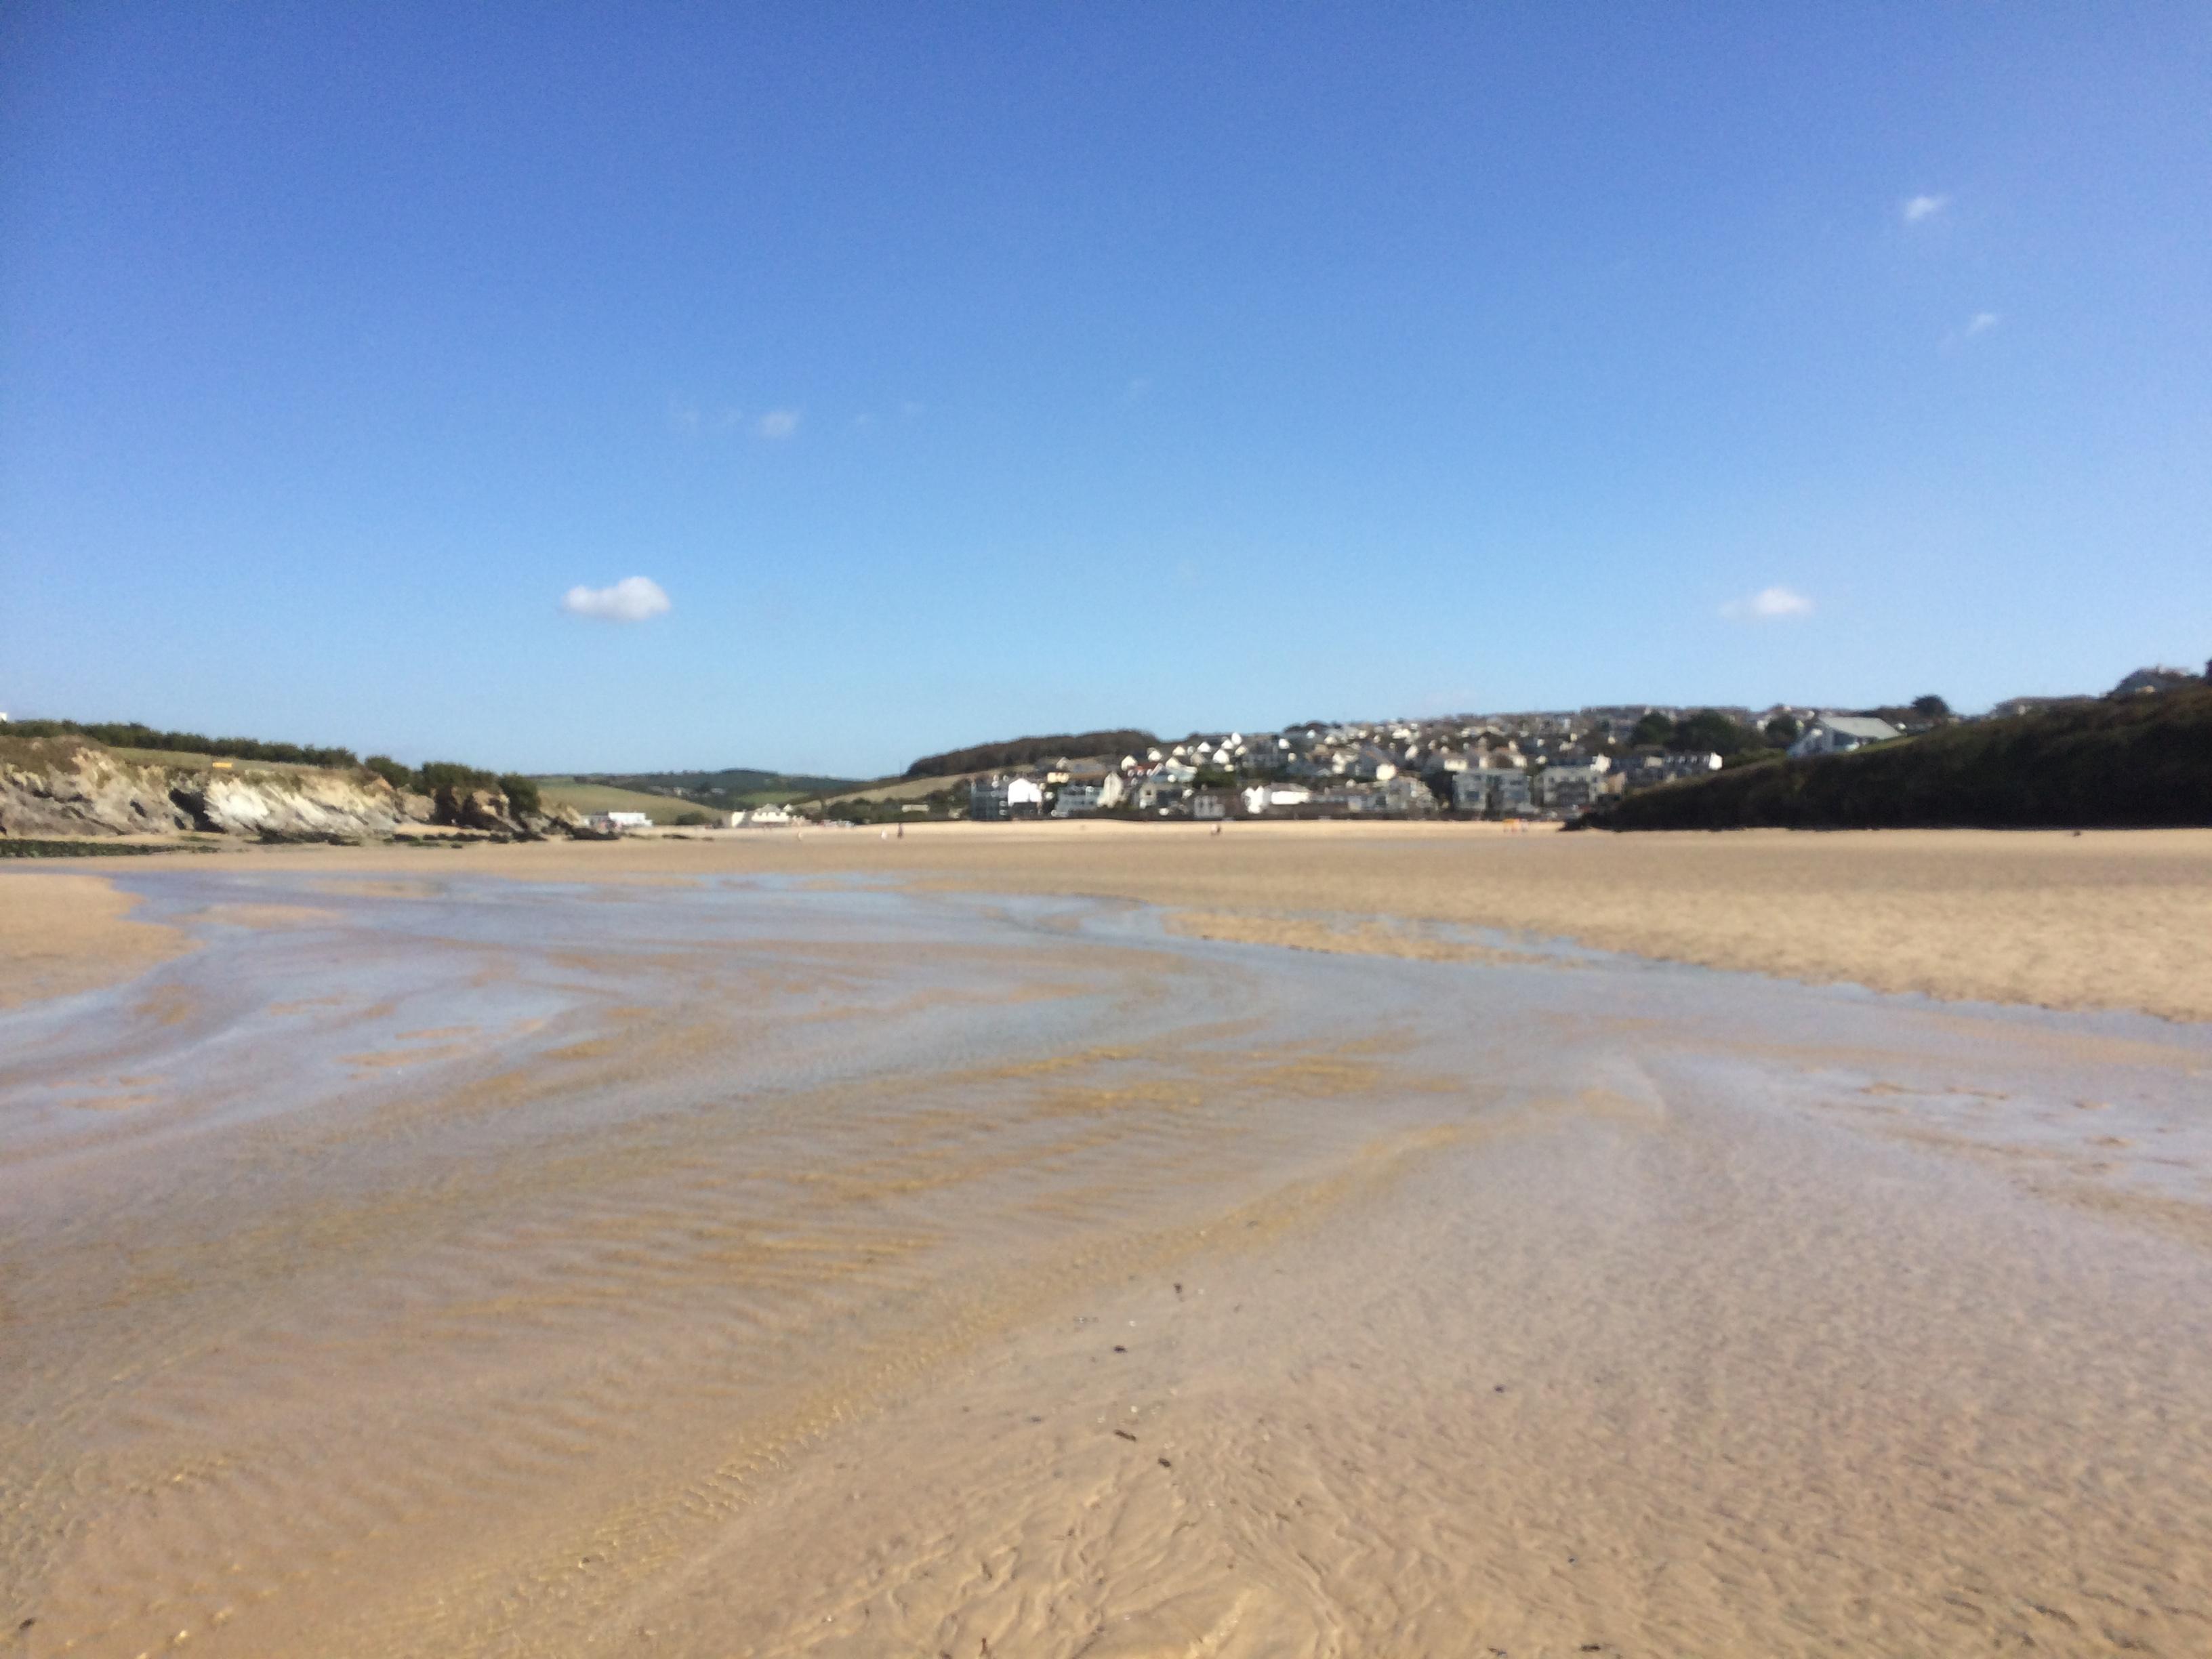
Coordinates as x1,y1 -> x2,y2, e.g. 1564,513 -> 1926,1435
363,755 -> 417,793
1672,709 -> 1757,757
497,775 -> 542,817
1911,694 -> 1952,720
1764,714 -> 1801,744
1630,712 -> 1674,748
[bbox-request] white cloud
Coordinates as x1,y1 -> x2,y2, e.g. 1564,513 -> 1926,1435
561,576 -> 671,623
1721,586 -> 1814,621
756,409 -> 800,440
1941,311 -> 2002,350
1902,193 -> 1949,224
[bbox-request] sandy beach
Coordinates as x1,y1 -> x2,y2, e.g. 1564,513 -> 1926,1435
5,827 -> 2212,1656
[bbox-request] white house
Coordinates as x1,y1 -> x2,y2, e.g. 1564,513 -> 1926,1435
970,775 -> 1045,821
587,811 -> 654,834
1240,783 -> 1313,815
735,803 -> 795,826
1788,716 -> 1900,758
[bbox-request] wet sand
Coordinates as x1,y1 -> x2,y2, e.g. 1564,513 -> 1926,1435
103,820 -> 2212,1022
4,837 -> 2212,1655
0,872 -> 194,1010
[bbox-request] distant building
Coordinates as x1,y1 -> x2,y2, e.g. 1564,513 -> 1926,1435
1452,758 -> 1531,815
735,804 -> 794,826
1618,751 -> 1723,791
1787,716 -> 1900,758
1989,695 -> 2092,720
2112,665 -> 2200,697
1534,758 -> 1613,814
1240,783 -> 1312,815
1376,775 -> 1436,815
1052,783 -> 1104,817
970,775 -> 1044,821
588,811 -> 654,833
1190,791 -> 1231,821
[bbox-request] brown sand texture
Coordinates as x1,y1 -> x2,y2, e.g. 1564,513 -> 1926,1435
186,820 -> 2212,1021
3,836 -> 2211,1657
0,872 -> 194,1008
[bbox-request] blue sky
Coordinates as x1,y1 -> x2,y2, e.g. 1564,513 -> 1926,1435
4,4 -> 2207,776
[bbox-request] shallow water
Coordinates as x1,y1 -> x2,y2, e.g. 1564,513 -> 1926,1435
3,868 -> 2210,1656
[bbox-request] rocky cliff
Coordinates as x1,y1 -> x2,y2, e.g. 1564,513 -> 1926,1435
0,736 -> 452,840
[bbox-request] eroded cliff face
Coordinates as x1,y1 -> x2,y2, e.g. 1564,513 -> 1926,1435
0,737 -> 411,840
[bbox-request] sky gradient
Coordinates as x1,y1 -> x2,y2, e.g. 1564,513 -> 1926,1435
5,4 -> 2208,776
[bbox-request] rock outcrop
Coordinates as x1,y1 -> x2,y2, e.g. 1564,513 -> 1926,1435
436,785 -> 525,836
0,736 -> 409,842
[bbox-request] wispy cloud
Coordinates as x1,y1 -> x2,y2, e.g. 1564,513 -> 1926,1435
1902,193 -> 1950,224
1942,310 -> 2002,351
1721,586 -> 1813,621
756,409 -> 800,440
562,576 -> 672,623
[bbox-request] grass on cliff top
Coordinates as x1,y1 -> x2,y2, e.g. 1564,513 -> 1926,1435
104,745 -> 333,776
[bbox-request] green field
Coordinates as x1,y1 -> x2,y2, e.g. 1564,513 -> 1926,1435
818,771 -> 980,806
531,779 -> 702,825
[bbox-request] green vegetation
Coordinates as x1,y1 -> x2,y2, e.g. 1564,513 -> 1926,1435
7,718 -> 360,770
1673,709 -> 1769,757
834,786 -> 964,824
415,760 -> 496,796
0,838 -> 210,858
497,775 -> 541,817
533,779 -> 701,825
1594,684 -> 2212,830
579,766 -> 858,806
903,729 -> 1156,780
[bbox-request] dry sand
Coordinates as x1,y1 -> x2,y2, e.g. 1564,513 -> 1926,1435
4,832 -> 2212,1656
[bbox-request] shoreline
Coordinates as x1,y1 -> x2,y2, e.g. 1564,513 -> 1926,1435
13,819 -> 2209,1022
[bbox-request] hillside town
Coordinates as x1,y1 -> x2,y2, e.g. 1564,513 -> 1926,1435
962,705 -> 1860,824
942,662 -> 2211,825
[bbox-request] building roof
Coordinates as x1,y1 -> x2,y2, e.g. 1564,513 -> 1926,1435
1818,716 -> 1901,741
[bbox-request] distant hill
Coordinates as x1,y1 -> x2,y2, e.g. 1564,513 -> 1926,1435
1593,684 -> 2212,831
543,767 -> 860,813
903,729 -> 1158,781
